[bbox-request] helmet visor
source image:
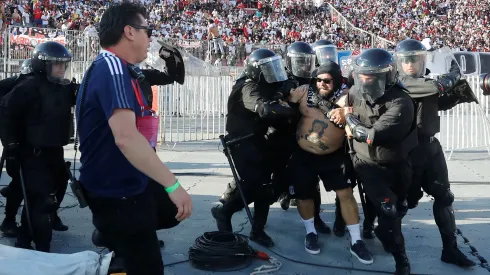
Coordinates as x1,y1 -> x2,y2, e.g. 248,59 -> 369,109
287,52 -> 316,78
395,50 -> 426,78
257,55 -> 288,83
353,70 -> 388,103
314,45 -> 338,65
46,60 -> 71,86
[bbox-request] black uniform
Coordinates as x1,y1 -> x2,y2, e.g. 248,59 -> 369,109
346,49 -> 417,275
0,42 -> 75,252
0,73 -> 33,236
140,68 -> 178,107
395,39 -> 476,267
212,49 -> 295,247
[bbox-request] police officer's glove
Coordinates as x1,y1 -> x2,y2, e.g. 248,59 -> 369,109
5,142 -> 19,161
346,114 -> 370,143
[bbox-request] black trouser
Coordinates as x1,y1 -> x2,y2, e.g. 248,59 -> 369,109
353,155 -> 411,255
3,158 -> 23,221
221,136 -> 273,232
85,179 -> 180,275
3,154 -> 67,222
16,146 -> 67,252
408,137 -> 457,249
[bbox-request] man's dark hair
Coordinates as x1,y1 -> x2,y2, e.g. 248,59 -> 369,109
98,2 -> 148,48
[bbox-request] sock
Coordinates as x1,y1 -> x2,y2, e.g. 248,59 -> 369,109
303,218 -> 317,235
347,224 -> 361,245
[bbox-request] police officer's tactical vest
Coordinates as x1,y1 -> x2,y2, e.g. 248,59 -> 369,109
351,85 -> 418,163
25,76 -> 73,147
401,77 -> 441,137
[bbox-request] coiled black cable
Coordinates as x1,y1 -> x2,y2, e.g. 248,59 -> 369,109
188,231 -> 258,271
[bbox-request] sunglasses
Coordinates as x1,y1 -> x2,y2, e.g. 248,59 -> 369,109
317,78 -> 333,84
129,24 -> 153,38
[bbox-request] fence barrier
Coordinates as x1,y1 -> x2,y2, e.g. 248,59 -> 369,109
1,26 -> 489,157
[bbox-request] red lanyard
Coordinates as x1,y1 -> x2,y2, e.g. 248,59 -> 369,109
105,49 -> 151,113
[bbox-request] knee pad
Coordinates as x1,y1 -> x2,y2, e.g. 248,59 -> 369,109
434,189 -> 454,207
380,201 -> 398,219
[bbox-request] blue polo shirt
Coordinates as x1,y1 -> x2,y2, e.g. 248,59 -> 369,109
76,50 -> 149,198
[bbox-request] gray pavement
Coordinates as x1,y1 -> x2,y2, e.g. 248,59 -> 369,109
1,141 -> 490,275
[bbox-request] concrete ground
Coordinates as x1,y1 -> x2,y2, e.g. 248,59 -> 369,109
1,141 -> 490,275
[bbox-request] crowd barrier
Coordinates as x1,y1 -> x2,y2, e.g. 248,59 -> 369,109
1,26 -> 489,157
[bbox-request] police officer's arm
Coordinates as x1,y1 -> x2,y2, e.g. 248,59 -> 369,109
0,79 -> 39,144
0,76 -> 18,99
242,82 -> 295,119
345,96 -> 414,146
435,61 -> 461,94
142,69 -> 175,86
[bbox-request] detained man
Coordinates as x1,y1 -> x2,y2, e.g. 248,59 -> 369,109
286,62 -> 373,264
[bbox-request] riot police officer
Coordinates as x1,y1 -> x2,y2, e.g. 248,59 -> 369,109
342,48 -> 418,274
211,49 -> 296,247
395,39 -> 476,267
311,39 -> 338,65
0,58 -> 34,237
0,41 -> 76,252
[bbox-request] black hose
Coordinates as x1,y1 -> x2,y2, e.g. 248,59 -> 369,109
188,231 -> 258,271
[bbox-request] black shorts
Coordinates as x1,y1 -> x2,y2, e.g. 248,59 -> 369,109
287,147 -> 351,200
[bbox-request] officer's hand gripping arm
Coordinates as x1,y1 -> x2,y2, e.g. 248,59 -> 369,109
435,61 -> 461,94
345,113 -> 373,144
255,99 -> 295,119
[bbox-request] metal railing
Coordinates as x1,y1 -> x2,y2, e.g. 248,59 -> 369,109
1,26 -> 489,156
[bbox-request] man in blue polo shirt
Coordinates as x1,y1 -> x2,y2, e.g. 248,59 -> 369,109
75,3 -> 192,275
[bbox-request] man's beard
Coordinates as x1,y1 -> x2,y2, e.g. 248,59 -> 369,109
318,88 -> 332,99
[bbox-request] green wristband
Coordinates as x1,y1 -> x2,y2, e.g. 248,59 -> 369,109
165,180 -> 180,193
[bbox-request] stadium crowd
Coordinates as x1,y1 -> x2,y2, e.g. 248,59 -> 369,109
0,0 -> 488,66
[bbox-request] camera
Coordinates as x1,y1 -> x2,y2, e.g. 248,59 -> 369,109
481,73 -> 490,96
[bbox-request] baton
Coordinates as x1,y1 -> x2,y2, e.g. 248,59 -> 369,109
219,134 -> 255,226
0,148 -> 5,181
18,164 -> 34,238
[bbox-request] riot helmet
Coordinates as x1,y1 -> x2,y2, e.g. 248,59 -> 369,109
285,41 -> 316,79
31,41 -> 72,85
394,39 -> 427,78
20,58 -> 33,75
245,48 -> 288,83
352,48 -> 397,103
311,39 -> 338,65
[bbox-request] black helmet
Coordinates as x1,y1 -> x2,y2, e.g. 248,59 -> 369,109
311,39 -> 338,65
31,41 -> 72,85
245,48 -> 287,83
286,41 -> 316,79
20,58 -> 33,75
394,39 -> 427,78
352,48 -> 397,103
